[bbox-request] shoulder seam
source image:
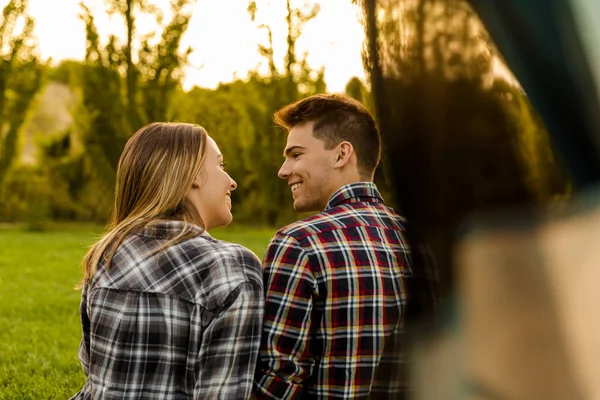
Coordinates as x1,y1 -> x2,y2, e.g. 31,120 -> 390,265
213,280 -> 263,315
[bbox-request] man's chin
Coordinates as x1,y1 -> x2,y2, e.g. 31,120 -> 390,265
293,200 -> 319,213
293,200 -> 306,213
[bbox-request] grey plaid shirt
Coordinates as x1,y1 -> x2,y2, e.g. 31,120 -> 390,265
71,221 -> 264,400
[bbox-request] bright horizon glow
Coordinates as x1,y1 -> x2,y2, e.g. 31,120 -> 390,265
23,0 -> 367,93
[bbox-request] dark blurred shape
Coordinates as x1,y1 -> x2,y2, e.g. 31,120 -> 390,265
360,0 -> 600,397
469,0 -> 600,189
362,0 -> 570,306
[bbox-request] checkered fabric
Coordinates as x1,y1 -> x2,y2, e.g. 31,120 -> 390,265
255,182 -> 426,399
71,221 -> 264,400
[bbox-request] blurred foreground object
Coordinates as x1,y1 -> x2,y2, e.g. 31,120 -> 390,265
413,192 -> 600,399
361,0 -> 600,397
469,0 -> 600,188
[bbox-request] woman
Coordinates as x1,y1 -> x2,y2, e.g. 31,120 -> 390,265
70,122 -> 263,400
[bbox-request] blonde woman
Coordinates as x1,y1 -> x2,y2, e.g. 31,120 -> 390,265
70,122 -> 263,400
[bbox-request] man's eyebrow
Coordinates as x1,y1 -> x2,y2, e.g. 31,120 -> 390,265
217,154 -> 223,160
283,146 -> 306,158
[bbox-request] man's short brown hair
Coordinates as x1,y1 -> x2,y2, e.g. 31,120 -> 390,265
274,94 -> 381,179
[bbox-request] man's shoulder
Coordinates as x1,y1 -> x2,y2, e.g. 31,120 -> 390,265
272,206 -> 366,246
275,209 -> 344,242
276,203 -> 406,241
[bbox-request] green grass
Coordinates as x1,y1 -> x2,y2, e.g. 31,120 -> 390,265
0,223 -> 275,399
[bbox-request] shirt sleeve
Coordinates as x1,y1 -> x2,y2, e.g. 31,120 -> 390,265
254,234 -> 316,400
195,281 -> 264,400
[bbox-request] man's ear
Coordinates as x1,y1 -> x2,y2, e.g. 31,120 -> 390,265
333,141 -> 355,168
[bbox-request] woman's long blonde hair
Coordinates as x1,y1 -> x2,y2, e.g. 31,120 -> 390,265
80,122 -> 208,285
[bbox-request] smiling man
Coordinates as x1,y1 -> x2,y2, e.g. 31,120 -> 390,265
253,94 -> 434,399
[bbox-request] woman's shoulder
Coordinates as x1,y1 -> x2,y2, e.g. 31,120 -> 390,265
92,232 -> 261,305
188,234 -> 260,264
183,235 -> 262,282
174,235 -> 262,310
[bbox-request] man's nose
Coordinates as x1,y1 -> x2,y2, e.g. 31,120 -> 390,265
278,160 -> 291,180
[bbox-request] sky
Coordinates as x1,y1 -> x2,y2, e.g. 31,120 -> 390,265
24,0 -> 367,92
16,0 -> 600,96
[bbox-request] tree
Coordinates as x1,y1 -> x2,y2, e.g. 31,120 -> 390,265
74,0 -> 196,219
243,0 -> 327,225
345,76 -> 366,104
0,0 -> 42,192
138,0 -> 194,122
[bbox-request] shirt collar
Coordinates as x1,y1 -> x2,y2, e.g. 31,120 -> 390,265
136,220 -> 209,240
324,182 -> 384,210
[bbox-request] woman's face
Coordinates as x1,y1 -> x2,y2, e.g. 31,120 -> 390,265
187,136 -> 237,230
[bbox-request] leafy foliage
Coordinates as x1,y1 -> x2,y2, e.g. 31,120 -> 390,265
0,0 -> 42,193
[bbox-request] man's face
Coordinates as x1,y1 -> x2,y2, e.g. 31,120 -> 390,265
278,122 -> 337,212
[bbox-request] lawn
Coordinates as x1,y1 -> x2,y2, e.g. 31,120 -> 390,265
0,223 -> 275,399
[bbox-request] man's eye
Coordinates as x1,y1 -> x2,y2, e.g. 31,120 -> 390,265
220,162 -> 227,169
292,153 -> 301,159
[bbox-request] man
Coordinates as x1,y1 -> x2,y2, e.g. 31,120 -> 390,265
254,94 -> 437,399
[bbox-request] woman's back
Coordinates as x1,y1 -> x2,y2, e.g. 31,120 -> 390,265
72,221 -> 263,400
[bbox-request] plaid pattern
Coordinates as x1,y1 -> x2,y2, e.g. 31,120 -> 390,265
255,182 -> 420,400
71,221 -> 264,400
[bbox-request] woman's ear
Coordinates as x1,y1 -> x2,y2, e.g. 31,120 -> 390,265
333,141 -> 355,168
190,174 -> 202,190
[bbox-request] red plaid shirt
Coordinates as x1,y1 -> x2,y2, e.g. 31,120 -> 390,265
255,182 -> 414,399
